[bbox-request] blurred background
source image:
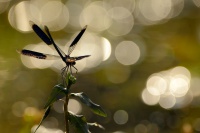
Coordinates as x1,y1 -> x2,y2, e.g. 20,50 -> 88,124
1,0 -> 200,133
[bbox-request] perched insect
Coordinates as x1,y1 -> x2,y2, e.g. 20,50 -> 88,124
18,22 -> 90,76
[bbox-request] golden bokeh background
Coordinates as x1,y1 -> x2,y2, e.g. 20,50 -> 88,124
1,0 -> 200,133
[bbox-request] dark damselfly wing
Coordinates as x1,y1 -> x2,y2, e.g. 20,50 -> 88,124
30,21 -> 66,62
44,26 -> 66,61
68,25 -> 87,55
30,21 -> 52,45
17,49 -> 60,60
74,55 -> 91,61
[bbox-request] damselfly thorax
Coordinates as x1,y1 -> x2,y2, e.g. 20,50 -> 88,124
66,57 -> 76,63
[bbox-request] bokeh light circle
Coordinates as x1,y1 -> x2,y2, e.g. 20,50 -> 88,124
134,124 -> 147,133
146,75 -> 167,95
107,7 -> 134,36
169,77 -> 189,97
8,1 -> 34,32
170,66 -> 191,81
104,0 -> 136,13
142,88 -> 160,105
68,99 -> 82,114
115,41 -> 140,65
159,94 -> 176,109
142,66 -> 192,109
139,0 -> 172,22
53,101 -> 64,114
80,1 -> 112,32
66,3 -> 83,28
40,1 -> 69,31
8,0 -> 69,32
169,66 -> 191,97
12,101 -> 27,117
113,110 -> 129,125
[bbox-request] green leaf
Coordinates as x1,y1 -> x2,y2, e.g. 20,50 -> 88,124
66,73 -> 76,88
34,106 -> 51,133
88,122 -> 105,130
44,84 -> 67,109
70,92 -> 107,117
68,111 -> 90,133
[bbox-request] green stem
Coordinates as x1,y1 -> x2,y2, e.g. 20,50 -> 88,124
63,73 -> 75,133
64,94 -> 69,133
63,74 -> 69,133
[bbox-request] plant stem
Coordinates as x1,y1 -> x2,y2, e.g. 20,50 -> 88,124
64,94 -> 69,133
63,74 -> 69,133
